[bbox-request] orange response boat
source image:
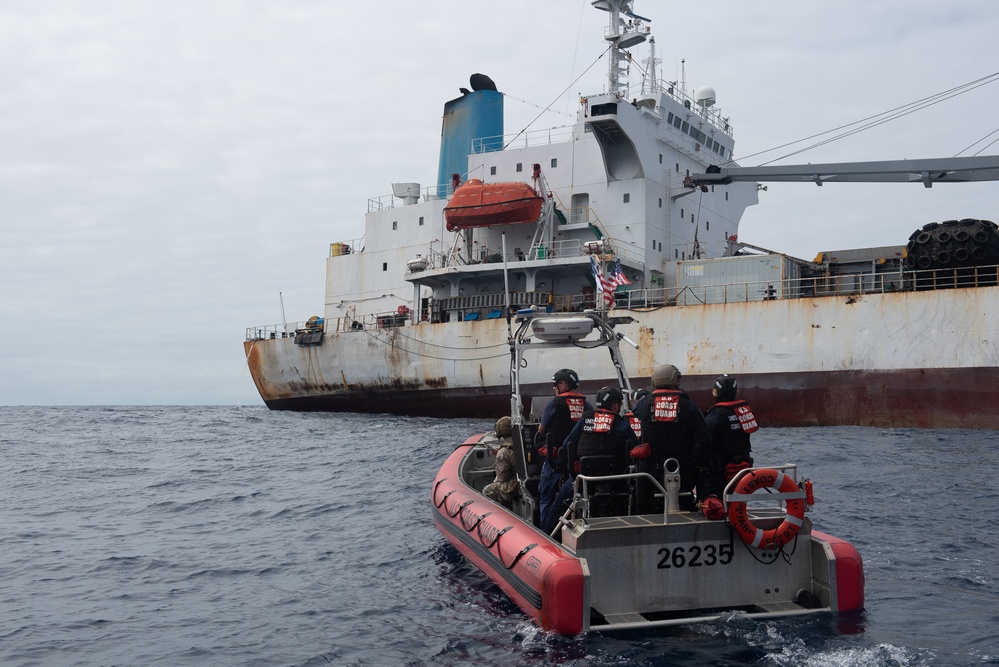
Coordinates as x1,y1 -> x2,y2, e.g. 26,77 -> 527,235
444,175 -> 544,232
430,310 -> 865,634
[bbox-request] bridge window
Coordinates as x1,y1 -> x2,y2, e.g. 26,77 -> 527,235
551,158 -> 558,168
490,166 -> 496,175
392,221 -> 398,230
623,193 -> 630,203
516,163 -> 523,172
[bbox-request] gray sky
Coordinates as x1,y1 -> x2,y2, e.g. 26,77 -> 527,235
3,0 -> 999,406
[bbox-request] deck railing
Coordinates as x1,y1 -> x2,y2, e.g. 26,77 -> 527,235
245,264 -> 999,340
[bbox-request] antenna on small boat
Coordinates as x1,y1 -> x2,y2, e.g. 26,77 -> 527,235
501,232 -> 513,339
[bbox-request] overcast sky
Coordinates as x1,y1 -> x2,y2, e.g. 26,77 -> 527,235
3,0 -> 999,406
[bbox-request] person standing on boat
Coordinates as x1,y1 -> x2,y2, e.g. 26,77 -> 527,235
625,388 -> 648,441
630,364 -> 713,512
483,416 -> 519,509
704,374 -> 757,494
537,369 -> 590,532
544,387 -> 637,533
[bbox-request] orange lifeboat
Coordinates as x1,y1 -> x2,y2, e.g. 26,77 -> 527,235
444,179 -> 544,232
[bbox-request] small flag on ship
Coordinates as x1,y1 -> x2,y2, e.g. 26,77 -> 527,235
590,257 -> 630,308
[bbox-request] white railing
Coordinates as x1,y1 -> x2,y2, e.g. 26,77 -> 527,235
471,127 -> 576,154
246,264 -> 999,339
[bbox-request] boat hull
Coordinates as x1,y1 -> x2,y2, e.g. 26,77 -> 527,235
245,286 -> 999,428
431,438 -> 587,634
431,437 -> 864,633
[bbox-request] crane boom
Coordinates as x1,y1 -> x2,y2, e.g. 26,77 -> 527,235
688,155 -> 999,188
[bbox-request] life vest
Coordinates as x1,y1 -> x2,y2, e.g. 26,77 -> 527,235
710,400 -> 759,434
574,408 -> 624,472
650,389 -> 681,423
546,391 -> 586,466
641,389 -> 691,460
707,400 -> 756,469
626,411 -> 642,440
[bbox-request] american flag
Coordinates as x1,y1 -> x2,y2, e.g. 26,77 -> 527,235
590,257 -> 631,308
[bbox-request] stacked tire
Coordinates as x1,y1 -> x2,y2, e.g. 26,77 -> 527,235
904,218 -> 999,288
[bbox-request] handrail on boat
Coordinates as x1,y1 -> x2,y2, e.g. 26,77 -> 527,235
552,469 -> 676,538
722,464 -> 804,506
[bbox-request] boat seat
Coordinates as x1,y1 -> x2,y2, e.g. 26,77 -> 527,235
578,456 -> 630,518
579,455 -> 619,477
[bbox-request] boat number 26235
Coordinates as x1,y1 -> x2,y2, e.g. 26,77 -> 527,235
657,543 -> 733,569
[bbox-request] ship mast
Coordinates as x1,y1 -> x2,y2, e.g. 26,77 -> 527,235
642,36 -> 660,96
593,0 -> 650,96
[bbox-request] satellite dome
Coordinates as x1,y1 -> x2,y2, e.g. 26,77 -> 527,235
695,86 -> 717,107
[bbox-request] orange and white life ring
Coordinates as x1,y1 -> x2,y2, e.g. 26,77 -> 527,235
727,468 -> 806,549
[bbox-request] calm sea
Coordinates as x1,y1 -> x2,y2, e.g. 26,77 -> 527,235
2,406 -> 997,666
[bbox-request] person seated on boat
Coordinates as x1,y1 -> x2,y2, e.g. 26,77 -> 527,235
483,416 -> 519,509
543,387 -> 637,533
537,369 -> 591,533
704,374 -> 758,492
630,364 -> 713,513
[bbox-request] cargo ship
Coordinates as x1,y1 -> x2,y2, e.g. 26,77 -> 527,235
244,0 -> 999,428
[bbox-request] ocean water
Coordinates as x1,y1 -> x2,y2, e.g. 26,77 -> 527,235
2,406 -> 997,667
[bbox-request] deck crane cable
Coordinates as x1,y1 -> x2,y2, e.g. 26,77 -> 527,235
361,325 -> 507,350
740,71 -> 999,166
562,0 -> 589,120
504,45 -> 613,150
356,327 -> 508,361
364,330 -> 507,361
960,126 -> 999,157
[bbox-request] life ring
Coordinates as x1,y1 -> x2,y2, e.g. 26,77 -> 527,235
727,468 -> 806,549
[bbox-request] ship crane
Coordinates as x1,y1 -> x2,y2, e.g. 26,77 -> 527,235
688,155 -> 999,188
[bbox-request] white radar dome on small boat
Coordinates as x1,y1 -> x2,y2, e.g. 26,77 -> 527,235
695,86 -> 716,107
530,317 -> 594,342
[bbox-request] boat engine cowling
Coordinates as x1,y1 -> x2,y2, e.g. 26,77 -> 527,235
904,218 -> 999,287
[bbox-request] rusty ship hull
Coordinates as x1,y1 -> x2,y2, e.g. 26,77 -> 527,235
245,285 -> 999,428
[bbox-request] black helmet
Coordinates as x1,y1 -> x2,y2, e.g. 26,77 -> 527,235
595,386 -> 624,410
651,364 -> 681,388
632,388 -> 649,403
714,374 -> 738,401
553,368 -> 579,390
